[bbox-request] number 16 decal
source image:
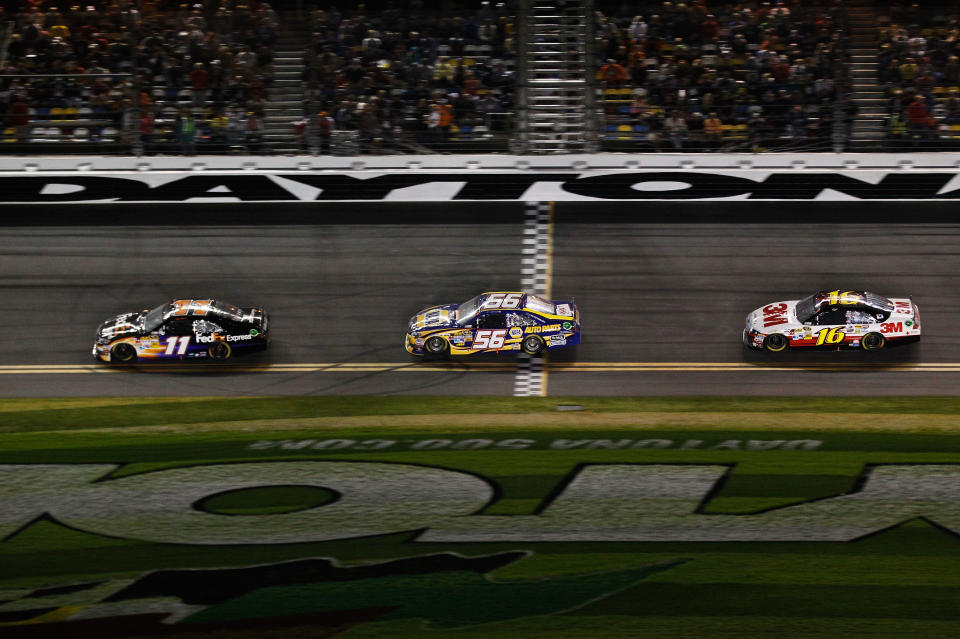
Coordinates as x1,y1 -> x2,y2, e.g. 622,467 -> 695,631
474,329 -> 507,349
815,327 -> 845,346
164,336 -> 190,355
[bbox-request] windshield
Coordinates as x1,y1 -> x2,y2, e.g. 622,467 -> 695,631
795,294 -> 816,323
142,303 -> 167,332
456,296 -> 481,325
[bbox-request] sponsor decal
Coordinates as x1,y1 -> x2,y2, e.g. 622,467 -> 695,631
762,303 -> 789,327
509,327 -> 524,339
3,171 -> 960,202
562,321 -> 572,330
196,333 -> 254,344
526,323 -> 563,335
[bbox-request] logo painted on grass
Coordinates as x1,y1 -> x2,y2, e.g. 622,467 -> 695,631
3,461 -> 960,544
0,552 -> 684,631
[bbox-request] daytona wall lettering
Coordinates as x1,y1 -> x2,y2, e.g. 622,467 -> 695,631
0,172 -> 958,202
2,462 -> 960,544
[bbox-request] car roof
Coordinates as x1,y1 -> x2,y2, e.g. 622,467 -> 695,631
164,299 -> 221,319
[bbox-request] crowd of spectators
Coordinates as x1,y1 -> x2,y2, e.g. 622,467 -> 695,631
595,0 -> 849,150
877,1 -> 960,143
0,0 -> 278,152
301,1 -> 517,151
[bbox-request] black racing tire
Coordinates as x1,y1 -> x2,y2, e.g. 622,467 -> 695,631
763,333 -> 789,352
424,336 -> 449,358
110,342 -> 137,363
521,335 -> 545,356
861,332 -> 886,351
208,341 -> 232,360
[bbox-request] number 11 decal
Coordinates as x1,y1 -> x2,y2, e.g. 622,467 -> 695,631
164,336 -> 190,355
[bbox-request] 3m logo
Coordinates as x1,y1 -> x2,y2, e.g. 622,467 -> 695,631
762,303 -> 789,327
881,322 -> 903,333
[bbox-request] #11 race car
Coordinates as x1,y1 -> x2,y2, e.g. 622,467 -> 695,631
93,299 -> 269,363
405,291 -> 580,357
744,289 -> 920,352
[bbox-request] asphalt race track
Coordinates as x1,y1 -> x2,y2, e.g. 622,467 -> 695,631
3,201 -> 960,396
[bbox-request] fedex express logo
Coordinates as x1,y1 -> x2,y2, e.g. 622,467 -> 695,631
4,462 -> 960,544
5,171 -> 960,201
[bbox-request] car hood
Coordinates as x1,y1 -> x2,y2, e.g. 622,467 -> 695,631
97,312 -> 143,340
746,300 -> 800,332
409,304 -> 460,331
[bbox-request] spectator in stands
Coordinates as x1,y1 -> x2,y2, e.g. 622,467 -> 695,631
664,110 -> 687,149
703,111 -> 723,148
600,58 -> 628,86
190,62 -> 209,108
178,108 -> 197,156
905,94 -> 931,140
313,110 -> 334,154
245,111 -> 264,153
7,96 -> 29,142
138,110 -> 154,152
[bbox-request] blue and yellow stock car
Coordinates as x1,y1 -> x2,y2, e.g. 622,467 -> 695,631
405,292 -> 580,357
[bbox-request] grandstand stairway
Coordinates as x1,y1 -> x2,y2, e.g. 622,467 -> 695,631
846,0 -> 887,148
266,12 -> 312,154
514,0 -> 597,153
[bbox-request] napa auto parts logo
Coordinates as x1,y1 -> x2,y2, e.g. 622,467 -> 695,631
4,170 -> 960,202
4,461 -> 960,544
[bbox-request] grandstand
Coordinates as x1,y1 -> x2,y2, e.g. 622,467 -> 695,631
1,0 -> 958,154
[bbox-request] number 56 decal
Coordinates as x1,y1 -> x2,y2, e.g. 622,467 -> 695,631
474,329 -> 507,349
482,293 -> 522,310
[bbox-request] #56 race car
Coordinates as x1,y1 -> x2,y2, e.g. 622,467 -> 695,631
93,299 -> 269,363
406,292 -> 580,357
744,289 -> 920,352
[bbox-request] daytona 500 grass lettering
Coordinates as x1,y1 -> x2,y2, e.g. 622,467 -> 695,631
406,292 -> 580,358
3,397 -> 960,638
93,298 -> 269,363
744,289 -> 921,352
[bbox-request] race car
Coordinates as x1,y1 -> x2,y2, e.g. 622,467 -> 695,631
406,292 -> 580,357
93,299 -> 269,363
744,289 -> 920,352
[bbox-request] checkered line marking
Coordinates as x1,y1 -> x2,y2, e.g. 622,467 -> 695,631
515,201 -> 552,397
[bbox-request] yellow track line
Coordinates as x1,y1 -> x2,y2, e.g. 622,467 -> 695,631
4,362 -> 960,374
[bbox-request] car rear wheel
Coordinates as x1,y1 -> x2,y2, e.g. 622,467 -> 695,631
110,342 -> 137,363
208,341 -> 232,360
424,336 -> 449,358
763,334 -> 789,352
861,332 -> 886,351
521,335 -> 545,356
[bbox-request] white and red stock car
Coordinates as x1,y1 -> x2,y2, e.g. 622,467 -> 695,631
744,290 -> 920,352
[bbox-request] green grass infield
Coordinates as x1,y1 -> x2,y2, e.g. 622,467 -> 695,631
2,396 -> 960,638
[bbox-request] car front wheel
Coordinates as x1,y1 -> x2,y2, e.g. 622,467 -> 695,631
110,342 -> 137,363
763,334 -> 789,352
424,336 -> 449,358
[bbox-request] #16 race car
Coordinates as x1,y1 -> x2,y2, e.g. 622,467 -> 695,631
405,291 -> 580,357
93,299 -> 269,363
744,289 -> 920,352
